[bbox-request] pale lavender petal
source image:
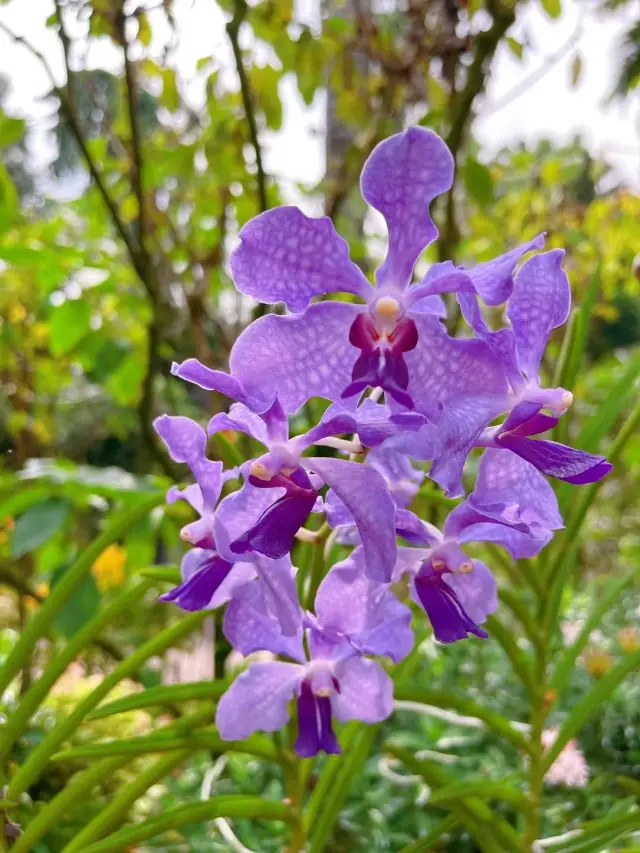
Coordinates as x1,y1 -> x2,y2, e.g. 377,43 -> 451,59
154,415 -> 223,510
392,546 -> 433,583
304,456 -> 397,582
465,234 -> 545,305
223,583 -> 304,659
167,483 -> 203,514
396,509 -> 438,545
444,561 -> 497,625
405,313 -> 509,418
409,262 -> 475,303
458,520 -> 551,560
297,408 -> 358,451
332,657 -> 394,723
216,661 -> 304,740
367,444 -> 424,507
252,554 -> 303,637
429,395 -> 508,498
469,448 -> 563,533
361,127 -> 453,288
229,206 -> 373,312
353,398 -> 426,448
207,402 -> 271,446
497,435 -> 612,484
171,359 -> 274,411
315,549 -> 413,662
209,560 -> 257,608
507,249 -> 571,380
410,294 -> 447,317
229,303 -> 361,413
323,489 -> 355,530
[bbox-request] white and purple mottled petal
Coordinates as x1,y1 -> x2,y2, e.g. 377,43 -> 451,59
315,549 -> 413,663
361,127 -> 453,289
443,561 -> 498,625
223,582 -> 304,660
229,206 -> 373,312
331,656 -> 394,723
303,456 -> 397,582
507,249 -> 571,381
465,234 -> 545,305
230,303 -> 361,413
216,661 -> 304,741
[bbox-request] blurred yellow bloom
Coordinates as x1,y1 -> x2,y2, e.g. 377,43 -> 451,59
92,544 -> 127,591
26,582 -> 49,612
583,647 -> 614,678
618,626 -> 640,654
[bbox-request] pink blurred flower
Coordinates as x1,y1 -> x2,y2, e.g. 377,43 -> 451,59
542,728 -> 589,788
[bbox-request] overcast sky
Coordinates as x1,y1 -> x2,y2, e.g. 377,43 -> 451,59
0,0 -> 638,189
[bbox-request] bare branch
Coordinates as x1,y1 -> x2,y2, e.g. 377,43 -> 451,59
226,0 -> 268,213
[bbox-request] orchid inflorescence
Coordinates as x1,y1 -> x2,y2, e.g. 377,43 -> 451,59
154,127 -> 611,759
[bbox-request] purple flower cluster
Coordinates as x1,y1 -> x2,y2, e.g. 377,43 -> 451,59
155,127 -> 611,758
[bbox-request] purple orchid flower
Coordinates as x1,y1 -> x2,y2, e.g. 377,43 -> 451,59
166,362 -> 421,581
226,127 -> 544,413
216,550 -> 411,757
154,415 -> 301,635
391,449 -> 563,643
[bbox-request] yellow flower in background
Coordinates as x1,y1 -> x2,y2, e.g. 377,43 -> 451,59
583,647 -> 614,678
26,582 -> 49,612
618,627 -> 640,654
92,544 -> 127,591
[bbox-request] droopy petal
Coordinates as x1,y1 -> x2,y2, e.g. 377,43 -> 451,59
303,456 -> 397,582
457,519 -> 551,560
154,415 -> 223,510
361,127 -> 453,288
315,549 -> 413,662
465,234 -> 545,305
207,402 -> 271,446
229,303 -> 361,413
159,554 -> 233,611
171,359 -> 274,412
497,435 -> 612,484
332,656 -> 394,723
223,582 -> 304,660
507,249 -> 571,381
252,554 -> 303,637
214,479 -> 284,561
216,661 -> 303,741
229,206 -> 373,312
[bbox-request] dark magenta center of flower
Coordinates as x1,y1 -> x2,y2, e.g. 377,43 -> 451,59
230,466 -> 318,560
294,680 -> 341,758
341,312 -> 418,408
414,565 -> 487,644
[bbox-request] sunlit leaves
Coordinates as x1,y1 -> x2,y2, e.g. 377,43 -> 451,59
11,498 -> 69,558
49,299 -> 92,356
0,162 -> 18,235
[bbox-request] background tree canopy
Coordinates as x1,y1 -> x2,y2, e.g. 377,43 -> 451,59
0,0 -> 639,851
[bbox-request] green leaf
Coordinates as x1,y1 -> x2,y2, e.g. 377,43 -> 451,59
51,564 -> 101,638
506,37 -> 524,60
463,157 -> 494,206
78,796 -> 294,853
542,813 -> 640,853
541,0 -> 561,17
542,649 -> 640,771
427,779 -> 528,809
484,615 -> 535,697
575,351 -> 640,454
0,115 -> 26,147
11,498 -> 69,558
49,299 -> 92,357
106,352 -> 146,405
399,815 -> 458,853
52,727 -> 278,762
88,679 -> 228,719
137,565 -> 182,585
0,162 -> 18,235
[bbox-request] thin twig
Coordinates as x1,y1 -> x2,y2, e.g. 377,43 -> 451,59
226,0 -> 268,213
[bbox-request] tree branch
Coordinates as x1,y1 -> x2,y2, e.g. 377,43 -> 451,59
439,2 -> 516,262
226,0 -> 268,213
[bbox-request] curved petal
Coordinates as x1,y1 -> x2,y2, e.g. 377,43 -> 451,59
153,415 -> 223,510
159,555 -> 233,612
304,456 -> 397,582
332,657 -> 394,723
253,554 -> 303,637
465,234 -> 545,305
497,435 -> 611,485
507,249 -> 571,381
214,480 -> 285,561
443,561 -> 497,625
207,402 -> 271,446
230,303 -> 361,414
170,359 -> 274,412
216,661 -> 304,741
361,127 -> 453,288
458,520 -> 551,560
229,206 -> 373,312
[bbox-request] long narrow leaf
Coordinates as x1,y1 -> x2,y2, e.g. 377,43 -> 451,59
80,796 -> 294,853
0,492 -> 164,699
485,615 -> 536,697
137,565 -> 182,584
7,610 -> 207,798
398,815 -> 458,852
427,779 -> 528,808
87,679 -> 229,720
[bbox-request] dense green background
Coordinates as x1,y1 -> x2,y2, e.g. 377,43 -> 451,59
0,0 -> 639,850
